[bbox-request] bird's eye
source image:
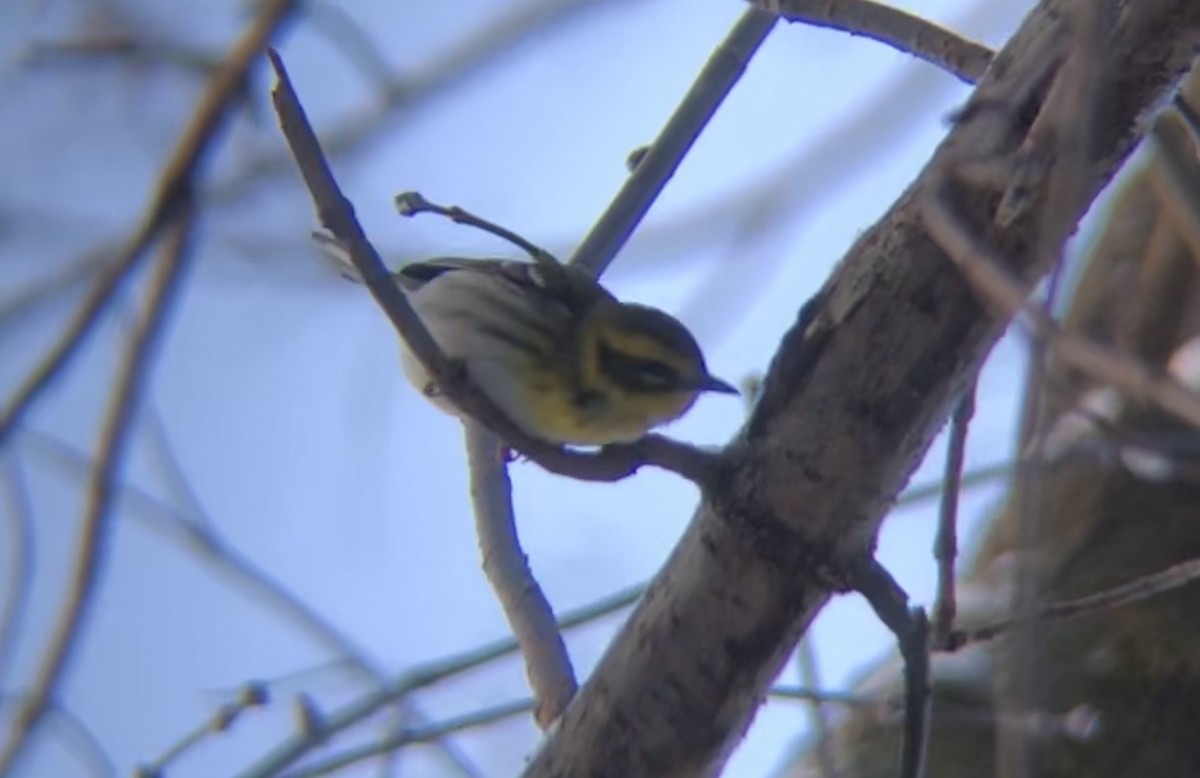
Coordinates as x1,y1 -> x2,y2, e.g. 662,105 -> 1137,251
635,360 -> 680,387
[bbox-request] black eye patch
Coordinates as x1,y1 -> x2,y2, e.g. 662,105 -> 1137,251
598,341 -> 682,392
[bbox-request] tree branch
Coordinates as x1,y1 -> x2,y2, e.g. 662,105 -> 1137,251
954,555 -> 1200,647
521,1 -> 1200,774
756,0 -> 994,84
0,0 -> 299,447
465,423 -> 577,728
0,213 -> 198,774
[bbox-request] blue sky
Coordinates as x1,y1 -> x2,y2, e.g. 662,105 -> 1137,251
0,0 -> 1063,775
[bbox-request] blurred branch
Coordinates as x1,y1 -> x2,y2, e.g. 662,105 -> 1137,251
0,250 -> 111,336
0,694 -> 117,778
1150,109 -> 1200,262
274,678 -> 897,778
954,555 -> 1200,647
212,0 -> 636,205
932,385 -> 976,648
755,0 -> 994,83
20,33 -> 223,78
924,180 -> 1200,430
852,560 -> 931,778
235,583 -> 645,778
301,1 -> 397,91
465,423 -> 577,729
0,213 -> 197,774
0,0 -> 299,447
227,447 -> 1001,776
0,456 -> 34,690
284,697 -> 535,778
795,638 -> 839,778
135,683 -> 268,778
46,703 -> 117,778
18,428 -> 479,777
1001,3 -> 1110,770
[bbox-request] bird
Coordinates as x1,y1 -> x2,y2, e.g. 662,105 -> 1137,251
312,231 -> 737,445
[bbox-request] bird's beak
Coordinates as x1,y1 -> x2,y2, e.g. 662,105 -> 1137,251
700,374 -> 740,395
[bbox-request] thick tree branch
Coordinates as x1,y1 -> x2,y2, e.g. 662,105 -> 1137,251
521,1 -> 1200,775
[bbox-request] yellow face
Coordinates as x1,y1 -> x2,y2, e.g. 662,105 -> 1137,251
527,302 -> 737,445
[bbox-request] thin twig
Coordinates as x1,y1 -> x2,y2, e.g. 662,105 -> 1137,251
1172,95 -> 1200,145
954,555 -> 1200,647
46,703 -> 118,778
212,0 -> 637,205
851,560 -> 931,778
465,422 -> 577,728
901,460 -> 1008,507
283,698 -> 535,778
0,0 -> 299,447
234,583 -> 644,778
931,384 -> 976,648
395,191 -> 556,261
795,638 -> 839,778
0,214 -> 198,774
768,685 -> 880,708
19,430 -> 481,778
279,679 -> 904,778
136,683 -> 269,777
0,457 -> 34,691
756,0 -> 994,84
568,7 -> 777,275
1150,111 -> 1200,263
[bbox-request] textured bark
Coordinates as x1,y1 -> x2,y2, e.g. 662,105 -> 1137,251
525,1 -> 1200,776
784,63 -> 1200,778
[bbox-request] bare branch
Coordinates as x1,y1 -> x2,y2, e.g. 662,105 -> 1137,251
283,698 -> 535,778
234,583 -> 644,778
0,0 -> 299,447
755,0 -> 994,83
955,556 -> 1200,647
923,184 -> 1200,430
0,213 -> 197,773
523,1 -> 1200,773
795,638 -> 840,778
395,191 -> 556,262
466,424 -> 578,728
212,0 -> 639,205
1150,109 -> 1200,263
852,560 -> 931,778
568,7 -> 777,275
136,683 -> 268,778
932,384 -> 976,649
17,429 -> 480,778
46,703 -> 117,778
0,457 -> 34,691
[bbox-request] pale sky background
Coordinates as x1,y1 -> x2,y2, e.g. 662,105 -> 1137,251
0,0 -> 1119,775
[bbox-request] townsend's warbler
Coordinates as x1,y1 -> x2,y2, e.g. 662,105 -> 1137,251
313,231 -> 737,445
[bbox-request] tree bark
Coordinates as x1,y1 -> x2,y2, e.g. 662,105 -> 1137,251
784,60 -> 1200,778
525,1 -> 1200,776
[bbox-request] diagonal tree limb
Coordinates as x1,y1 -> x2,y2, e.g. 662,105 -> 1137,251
0,0 -> 299,448
521,1 -> 1200,775
0,212 -> 198,775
